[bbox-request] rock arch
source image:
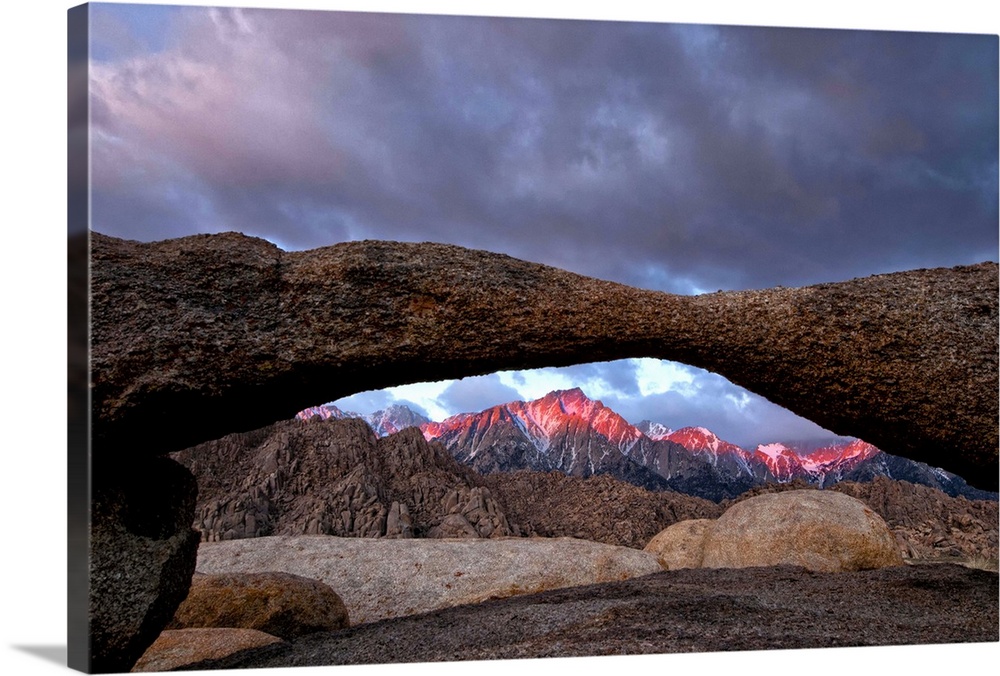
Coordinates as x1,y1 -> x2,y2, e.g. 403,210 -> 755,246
92,231 -> 997,487
83,231 -> 998,671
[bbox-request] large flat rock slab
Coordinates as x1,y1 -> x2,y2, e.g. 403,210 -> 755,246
195,535 -> 663,624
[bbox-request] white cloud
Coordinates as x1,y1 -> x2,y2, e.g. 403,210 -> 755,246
633,358 -> 696,396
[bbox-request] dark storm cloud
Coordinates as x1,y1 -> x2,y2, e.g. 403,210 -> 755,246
90,7 -> 997,291
88,6 -> 997,448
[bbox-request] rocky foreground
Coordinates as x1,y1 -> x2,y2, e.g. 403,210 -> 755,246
162,563 -> 998,670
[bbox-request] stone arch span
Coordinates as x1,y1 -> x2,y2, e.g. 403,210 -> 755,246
84,231 -> 997,672
92,231 -> 998,489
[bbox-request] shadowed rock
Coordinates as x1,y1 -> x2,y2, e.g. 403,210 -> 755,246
89,456 -> 200,673
92,232 -> 997,489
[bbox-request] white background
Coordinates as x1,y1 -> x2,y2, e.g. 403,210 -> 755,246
1,1 -> 997,675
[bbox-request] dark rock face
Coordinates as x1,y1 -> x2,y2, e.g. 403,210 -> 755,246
88,456 -> 200,674
92,232 -> 998,490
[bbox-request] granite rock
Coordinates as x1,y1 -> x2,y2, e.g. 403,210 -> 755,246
195,535 -> 663,625
702,490 -> 904,572
92,233 -> 998,489
167,572 -> 349,639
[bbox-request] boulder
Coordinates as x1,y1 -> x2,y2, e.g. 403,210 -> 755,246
131,628 -> 285,672
195,535 -> 663,625
701,490 -> 904,572
89,456 -> 201,674
167,572 -> 349,639
644,519 -> 716,570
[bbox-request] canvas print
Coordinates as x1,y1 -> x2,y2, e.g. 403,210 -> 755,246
68,2 -> 999,673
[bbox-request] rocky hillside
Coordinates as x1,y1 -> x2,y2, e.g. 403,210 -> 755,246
171,417 -> 722,545
481,470 -> 723,549
171,417 -> 513,541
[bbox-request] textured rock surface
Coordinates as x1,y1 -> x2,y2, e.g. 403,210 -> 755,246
195,535 -> 663,625
172,418 -> 513,541
131,628 -> 285,672
167,572 -> 349,639
214,564 -> 999,668
702,490 -> 903,572
92,232 -> 998,489
89,456 -> 201,674
173,418 -> 722,548
728,478 -> 999,563
482,470 -> 723,548
644,519 -> 716,570
832,478 -> 999,562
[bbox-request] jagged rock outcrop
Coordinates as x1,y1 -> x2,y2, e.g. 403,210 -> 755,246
172,417 -> 513,540
175,418 -> 722,549
92,232 -> 998,488
702,490 -> 904,572
167,572 -> 350,639
195,535 -> 664,625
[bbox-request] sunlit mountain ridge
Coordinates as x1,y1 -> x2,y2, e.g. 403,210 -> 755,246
298,388 -> 995,502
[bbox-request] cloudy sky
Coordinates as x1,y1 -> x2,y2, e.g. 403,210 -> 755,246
86,2 -> 998,447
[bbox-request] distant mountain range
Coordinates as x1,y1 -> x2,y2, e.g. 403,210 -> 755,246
297,388 -> 996,502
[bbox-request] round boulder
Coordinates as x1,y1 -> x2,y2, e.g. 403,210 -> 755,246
167,571 -> 349,639
644,519 -> 716,570
701,489 -> 903,572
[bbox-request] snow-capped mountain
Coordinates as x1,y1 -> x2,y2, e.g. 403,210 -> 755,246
297,403 -> 431,437
752,439 -> 880,485
297,389 -> 996,502
422,389 -> 670,491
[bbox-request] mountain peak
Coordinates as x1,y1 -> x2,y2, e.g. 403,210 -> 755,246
294,389 -> 990,502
